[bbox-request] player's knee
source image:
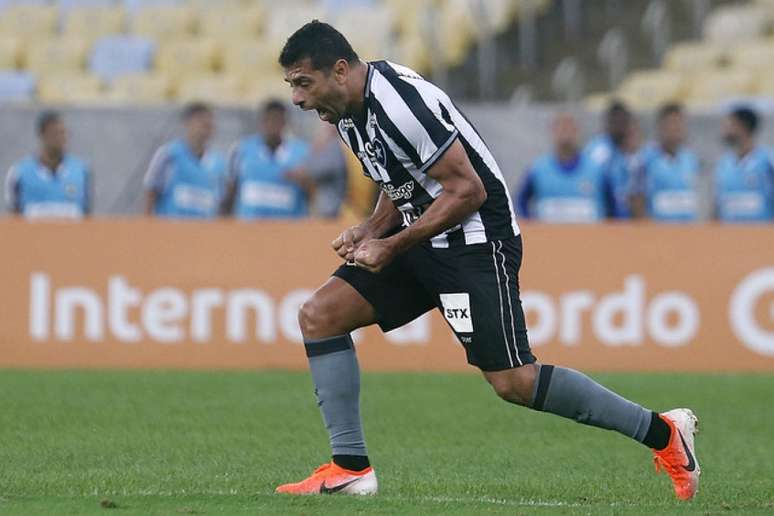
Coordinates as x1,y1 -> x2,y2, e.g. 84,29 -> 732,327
486,364 -> 538,406
298,296 -> 336,340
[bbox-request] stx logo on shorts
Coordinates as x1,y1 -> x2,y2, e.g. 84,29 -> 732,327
440,293 -> 473,333
382,181 -> 414,201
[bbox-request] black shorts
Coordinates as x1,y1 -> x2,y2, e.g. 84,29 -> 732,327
334,235 -> 536,372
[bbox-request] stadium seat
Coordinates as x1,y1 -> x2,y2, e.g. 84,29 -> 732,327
155,38 -> 218,78
703,5 -> 770,44
63,6 -> 127,43
220,40 -> 280,76
436,1 -> 477,66
37,73 -> 105,104
0,37 -> 20,69
175,73 -> 245,105
333,5 -> 394,61
198,4 -> 264,39
24,38 -> 90,77
264,5 -> 327,54
617,70 -> 685,111
684,68 -> 755,109
131,5 -> 196,42
106,72 -> 172,103
242,71 -> 292,105
59,0 -> 118,12
123,0 -> 181,14
727,40 -> 774,70
663,43 -> 726,71
90,36 -> 154,82
0,70 -> 35,103
0,5 -> 58,41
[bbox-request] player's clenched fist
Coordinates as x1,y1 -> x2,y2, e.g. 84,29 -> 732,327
352,239 -> 397,273
331,225 -> 367,262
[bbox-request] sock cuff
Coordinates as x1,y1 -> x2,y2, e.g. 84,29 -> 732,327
531,364 -> 555,411
304,334 -> 354,358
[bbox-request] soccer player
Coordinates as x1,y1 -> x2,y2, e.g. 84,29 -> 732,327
636,103 -> 701,223
714,106 -> 774,223
144,102 -> 226,219
222,100 -> 311,219
516,112 -> 614,222
583,101 -> 638,218
275,21 -> 700,500
5,110 -> 91,219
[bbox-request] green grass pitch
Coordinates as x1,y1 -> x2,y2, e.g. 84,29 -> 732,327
0,370 -> 772,515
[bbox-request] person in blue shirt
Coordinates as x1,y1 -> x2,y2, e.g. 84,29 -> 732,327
143,102 -> 227,219
516,112 -> 615,223
4,110 -> 92,219
714,106 -> 774,223
223,99 -> 311,219
583,101 -> 638,219
636,103 -> 701,223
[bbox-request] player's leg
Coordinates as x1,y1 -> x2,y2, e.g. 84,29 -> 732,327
475,237 -> 699,500
277,259 -> 435,496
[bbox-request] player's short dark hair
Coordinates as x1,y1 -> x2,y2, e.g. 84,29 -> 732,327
278,20 -> 359,71
36,110 -> 61,135
730,106 -> 760,135
606,100 -> 631,119
658,102 -> 683,120
181,101 -> 212,120
262,99 -> 287,116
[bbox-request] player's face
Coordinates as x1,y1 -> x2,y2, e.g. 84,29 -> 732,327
659,112 -> 684,148
186,112 -> 214,144
284,58 -> 348,124
262,109 -> 286,141
552,115 -> 579,151
40,120 -> 67,154
722,116 -> 747,148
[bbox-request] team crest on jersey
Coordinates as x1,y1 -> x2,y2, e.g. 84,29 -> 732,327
579,180 -> 594,194
65,183 -> 78,198
364,138 -> 387,169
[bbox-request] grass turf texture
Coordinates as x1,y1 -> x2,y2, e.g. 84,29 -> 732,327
0,371 -> 772,515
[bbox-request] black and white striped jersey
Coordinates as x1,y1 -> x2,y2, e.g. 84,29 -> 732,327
337,60 -> 520,248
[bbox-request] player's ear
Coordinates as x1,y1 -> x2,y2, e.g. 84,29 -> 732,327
332,59 -> 349,84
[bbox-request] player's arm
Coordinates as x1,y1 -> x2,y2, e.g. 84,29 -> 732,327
4,165 -> 22,215
220,143 -> 241,215
142,146 -> 170,217
354,139 -> 486,271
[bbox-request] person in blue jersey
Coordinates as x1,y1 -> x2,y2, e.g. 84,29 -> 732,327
636,103 -> 701,223
4,111 -> 92,219
714,106 -> 774,223
223,100 -> 311,219
516,112 -> 614,223
583,101 -> 638,219
143,102 -> 227,219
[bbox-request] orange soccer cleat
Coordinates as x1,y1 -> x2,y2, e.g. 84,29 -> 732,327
275,462 -> 378,496
652,408 -> 701,500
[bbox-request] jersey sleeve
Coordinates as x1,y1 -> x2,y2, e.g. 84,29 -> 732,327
143,144 -> 172,193
371,72 -> 458,174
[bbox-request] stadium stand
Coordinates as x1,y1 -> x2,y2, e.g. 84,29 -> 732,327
0,70 -> 35,102
591,0 -> 774,111
0,0 -> 531,106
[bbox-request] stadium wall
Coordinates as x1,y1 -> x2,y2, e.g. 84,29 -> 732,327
2,219 -> 773,372
3,105 -> 773,216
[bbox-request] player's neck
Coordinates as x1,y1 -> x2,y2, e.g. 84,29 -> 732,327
186,137 -> 206,159
39,149 -> 63,172
345,60 -> 369,120
736,139 -> 754,159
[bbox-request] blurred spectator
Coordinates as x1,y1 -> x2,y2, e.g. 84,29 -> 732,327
223,100 -> 311,219
714,106 -> 774,223
516,113 -> 614,223
583,101 -> 637,219
287,124 -> 347,218
635,103 -> 701,223
4,110 -> 92,219
143,102 -> 226,219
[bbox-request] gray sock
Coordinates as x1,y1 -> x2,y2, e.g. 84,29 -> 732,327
531,364 -> 652,442
304,334 -> 367,456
